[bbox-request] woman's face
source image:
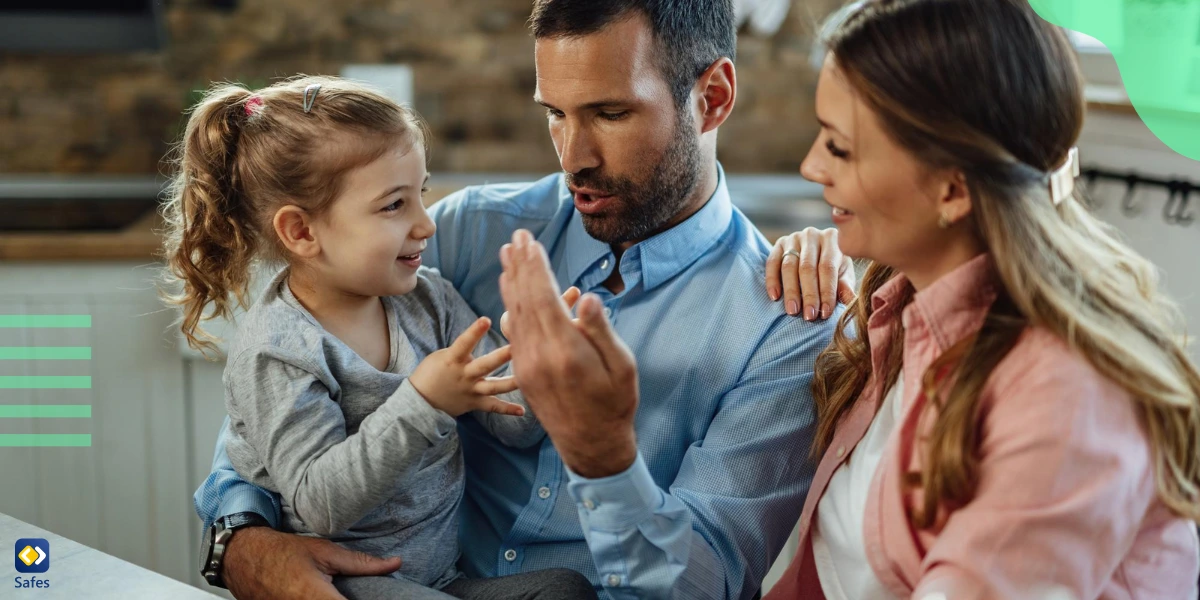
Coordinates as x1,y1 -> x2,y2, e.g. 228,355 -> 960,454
800,58 -> 968,275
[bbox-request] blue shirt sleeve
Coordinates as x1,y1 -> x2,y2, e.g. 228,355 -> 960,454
565,314 -> 829,600
194,416 -> 282,531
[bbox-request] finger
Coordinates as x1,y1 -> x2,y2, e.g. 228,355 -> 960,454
504,231 -> 551,339
561,286 -> 582,311
816,229 -> 841,319
474,376 -> 520,396
499,243 -> 513,271
574,294 -> 635,378
498,272 -> 525,347
499,311 -> 511,339
779,233 -> 802,316
475,396 -> 526,417
512,236 -> 572,337
465,345 -> 512,379
797,228 -> 821,321
313,539 -> 403,577
765,238 -> 785,302
449,317 -> 491,360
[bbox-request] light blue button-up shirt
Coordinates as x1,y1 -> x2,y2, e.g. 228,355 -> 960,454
195,165 -> 833,599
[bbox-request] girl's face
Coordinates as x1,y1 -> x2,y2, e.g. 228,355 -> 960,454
310,143 -> 434,298
800,59 -> 975,282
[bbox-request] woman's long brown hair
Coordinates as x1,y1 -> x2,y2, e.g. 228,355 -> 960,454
812,0 -> 1200,527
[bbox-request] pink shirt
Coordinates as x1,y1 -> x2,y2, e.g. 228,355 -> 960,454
766,254 -> 1199,600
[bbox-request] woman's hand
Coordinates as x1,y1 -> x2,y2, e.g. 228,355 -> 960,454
765,227 -> 857,320
409,317 -> 525,418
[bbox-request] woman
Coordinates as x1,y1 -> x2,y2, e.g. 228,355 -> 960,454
765,0 -> 1200,598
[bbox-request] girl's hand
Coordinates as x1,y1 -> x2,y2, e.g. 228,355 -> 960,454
409,317 -> 524,418
499,286 -> 581,340
765,227 -> 857,320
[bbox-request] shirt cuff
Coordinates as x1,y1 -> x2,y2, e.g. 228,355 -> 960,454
215,484 -> 281,530
566,452 -> 664,531
386,379 -> 458,443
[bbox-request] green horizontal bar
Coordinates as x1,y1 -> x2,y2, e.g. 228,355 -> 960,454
0,405 -> 91,418
0,434 -> 91,447
0,376 -> 91,389
0,347 -> 91,360
0,315 -> 91,328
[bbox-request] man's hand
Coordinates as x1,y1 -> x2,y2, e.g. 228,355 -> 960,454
499,287 -> 581,340
497,229 -> 639,479
222,526 -> 402,600
765,227 -> 857,320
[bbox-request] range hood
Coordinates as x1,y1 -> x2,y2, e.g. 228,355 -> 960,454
0,0 -> 166,53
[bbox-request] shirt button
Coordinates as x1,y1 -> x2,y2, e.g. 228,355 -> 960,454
503,549 -> 517,562
603,307 -> 613,318
537,486 -> 551,500
606,574 -> 622,587
836,446 -> 846,458
601,259 -> 609,270
583,499 -> 596,511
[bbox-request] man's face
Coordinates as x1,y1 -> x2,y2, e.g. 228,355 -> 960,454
534,13 -> 702,245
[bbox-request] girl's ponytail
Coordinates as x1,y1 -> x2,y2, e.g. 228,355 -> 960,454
161,84 -> 261,355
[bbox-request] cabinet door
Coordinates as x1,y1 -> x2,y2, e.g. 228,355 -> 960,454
0,262 -> 191,583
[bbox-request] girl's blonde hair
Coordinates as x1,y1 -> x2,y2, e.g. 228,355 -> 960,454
812,0 -> 1200,527
159,75 -> 428,355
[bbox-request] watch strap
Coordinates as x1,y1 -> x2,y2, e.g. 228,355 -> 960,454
222,511 -> 270,532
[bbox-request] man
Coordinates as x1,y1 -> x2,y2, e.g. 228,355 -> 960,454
194,2 -> 849,598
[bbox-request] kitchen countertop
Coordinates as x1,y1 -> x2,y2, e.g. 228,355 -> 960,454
0,211 -> 164,261
0,174 -> 830,262
1,511 -> 220,599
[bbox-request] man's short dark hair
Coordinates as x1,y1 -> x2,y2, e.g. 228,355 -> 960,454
530,0 -> 737,107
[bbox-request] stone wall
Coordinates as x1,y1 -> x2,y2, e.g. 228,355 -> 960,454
0,0 -> 840,175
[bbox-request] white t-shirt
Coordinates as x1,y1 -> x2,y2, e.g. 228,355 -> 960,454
811,374 -> 905,600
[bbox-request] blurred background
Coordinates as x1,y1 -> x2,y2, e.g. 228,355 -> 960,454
0,1 -> 1197,598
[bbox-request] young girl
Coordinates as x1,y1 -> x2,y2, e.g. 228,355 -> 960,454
161,76 -> 597,600
764,1 -> 1200,598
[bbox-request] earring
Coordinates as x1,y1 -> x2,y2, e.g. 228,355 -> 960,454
937,213 -> 951,229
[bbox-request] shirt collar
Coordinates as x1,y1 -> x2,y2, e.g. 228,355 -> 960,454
561,164 -> 734,292
869,253 -> 1000,354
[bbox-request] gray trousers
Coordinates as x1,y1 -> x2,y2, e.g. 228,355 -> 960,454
333,568 -> 599,600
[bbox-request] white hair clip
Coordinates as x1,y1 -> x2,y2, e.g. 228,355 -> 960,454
1047,147 -> 1080,206
302,84 -> 321,114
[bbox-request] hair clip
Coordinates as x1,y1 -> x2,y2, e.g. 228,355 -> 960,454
303,84 -> 321,114
1047,147 -> 1080,206
243,96 -> 263,117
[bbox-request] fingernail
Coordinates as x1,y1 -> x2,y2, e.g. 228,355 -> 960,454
786,300 -> 799,315
806,305 -> 817,320
769,287 -> 779,301
821,304 -> 832,319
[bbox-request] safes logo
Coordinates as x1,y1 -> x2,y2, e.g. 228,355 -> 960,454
13,538 -> 50,590
14,539 -> 48,573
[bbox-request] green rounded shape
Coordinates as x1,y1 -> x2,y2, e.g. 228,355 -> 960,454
1029,0 -> 1200,160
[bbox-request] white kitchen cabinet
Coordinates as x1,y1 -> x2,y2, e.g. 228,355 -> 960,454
0,261 -> 197,589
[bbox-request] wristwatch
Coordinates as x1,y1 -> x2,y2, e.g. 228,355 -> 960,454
200,512 -> 271,588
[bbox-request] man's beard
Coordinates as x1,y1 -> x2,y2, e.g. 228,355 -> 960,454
566,110 -> 702,245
